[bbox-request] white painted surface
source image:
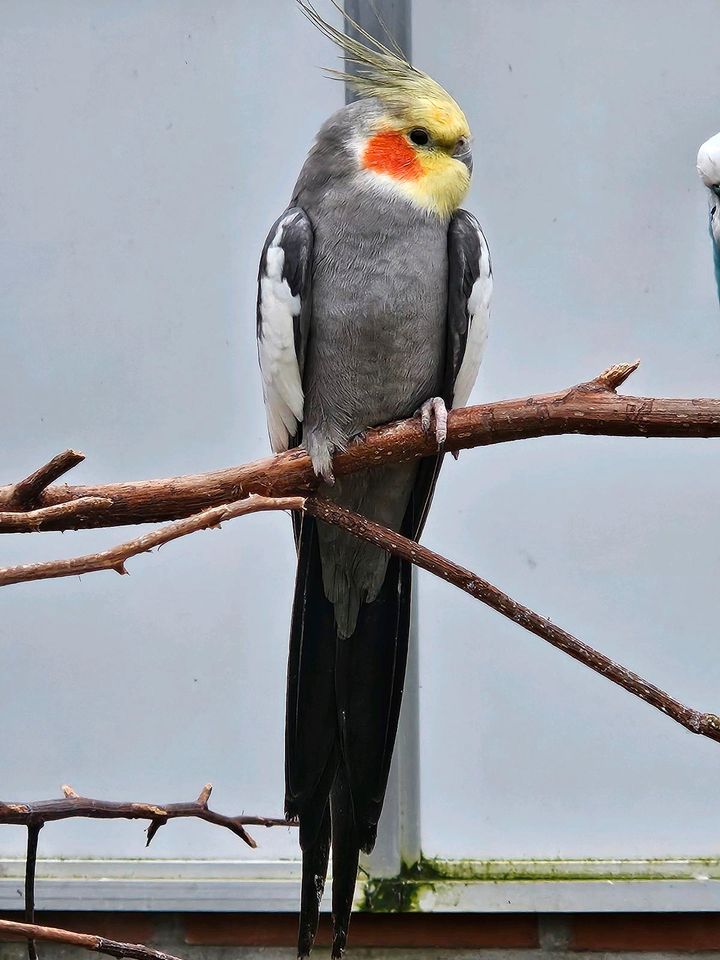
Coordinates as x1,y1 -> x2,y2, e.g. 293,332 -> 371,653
2,859 -> 720,913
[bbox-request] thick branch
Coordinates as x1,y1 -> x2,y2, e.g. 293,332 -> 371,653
0,919 -> 185,960
2,363 -> 719,749
3,362 -> 720,531
0,785 -> 293,849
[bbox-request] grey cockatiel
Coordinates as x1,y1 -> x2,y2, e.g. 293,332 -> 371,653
256,5 -> 492,956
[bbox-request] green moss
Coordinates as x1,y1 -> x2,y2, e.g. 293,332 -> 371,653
358,856 -> 720,909
359,875 -> 439,912
416,858 -> 695,883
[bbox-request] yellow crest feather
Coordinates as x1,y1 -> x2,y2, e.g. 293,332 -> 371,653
297,0 -> 469,139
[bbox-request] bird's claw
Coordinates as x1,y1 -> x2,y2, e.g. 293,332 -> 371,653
416,396 -> 448,447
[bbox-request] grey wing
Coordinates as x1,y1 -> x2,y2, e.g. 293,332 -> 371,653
256,207 -> 314,452
406,209 -> 493,540
445,208 -> 492,408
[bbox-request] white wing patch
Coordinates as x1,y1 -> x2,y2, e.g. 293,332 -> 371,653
258,214 -> 305,452
452,229 -> 493,409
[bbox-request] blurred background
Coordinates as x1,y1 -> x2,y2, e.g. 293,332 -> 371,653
2,0 -> 720,923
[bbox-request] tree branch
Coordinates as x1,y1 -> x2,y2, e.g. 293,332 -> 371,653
6,360 -> 715,953
0,498 -> 113,533
0,497 -> 303,586
0,784 -> 293,849
1,364 -> 719,783
0,919 -> 185,960
3,487 -> 717,749
3,361 -> 720,532
302,497 -> 720,744
7,450 -> 85,511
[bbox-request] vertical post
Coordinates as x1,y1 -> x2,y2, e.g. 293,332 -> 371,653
342,0 -> 420,879
399,592 -> 422,868
344,0 -> 412,101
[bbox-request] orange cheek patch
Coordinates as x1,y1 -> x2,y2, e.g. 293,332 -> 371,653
362,131 -> 422,181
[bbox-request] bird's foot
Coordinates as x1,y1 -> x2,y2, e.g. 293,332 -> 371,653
416,396 -> 448,447
306,439 -> 335,485
318,466 -> 335,486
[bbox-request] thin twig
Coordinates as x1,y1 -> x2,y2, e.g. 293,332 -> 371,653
0,497 -> 304,586
3,485 -> 717,747
0,784 -> 293,849
0,498 -> 113,533
300,496 -> 720,744
3,361 -> 720,531
0,919 -> 185,960
9,450 -> 85,510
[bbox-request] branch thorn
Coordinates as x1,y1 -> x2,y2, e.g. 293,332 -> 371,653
145,818 -> 166,847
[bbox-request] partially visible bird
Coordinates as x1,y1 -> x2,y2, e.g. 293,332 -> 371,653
256,4 -> 492,956
697,131 -> 720,303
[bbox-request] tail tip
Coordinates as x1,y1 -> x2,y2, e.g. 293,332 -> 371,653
297,931 -> 314,959
331,931 -> 347,959
358,821 -> 378,855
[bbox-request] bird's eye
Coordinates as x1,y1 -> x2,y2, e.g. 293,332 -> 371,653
409,128 -> 430,146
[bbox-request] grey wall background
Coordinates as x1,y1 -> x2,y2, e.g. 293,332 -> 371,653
414,0 -> 720,859
2,0 -> 720,870
1,0 -> 343,862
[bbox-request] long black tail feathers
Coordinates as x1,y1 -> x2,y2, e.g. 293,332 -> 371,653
296,769 -> 364,959
330,766 -> 361,959
297,804 -> 331,959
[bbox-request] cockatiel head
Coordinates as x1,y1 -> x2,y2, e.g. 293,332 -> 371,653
698,132 -> 720,195
298,1 -> 472,219
697,131 -> 720,305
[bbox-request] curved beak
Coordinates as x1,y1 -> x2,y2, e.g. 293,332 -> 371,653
452,140 -> 473,176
